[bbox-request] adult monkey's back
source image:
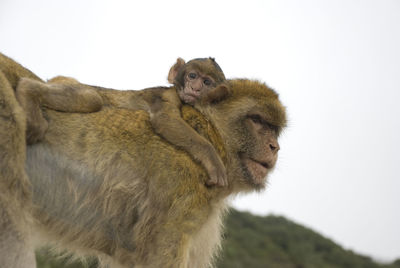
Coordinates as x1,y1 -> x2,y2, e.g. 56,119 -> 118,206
1,53 -> 287,267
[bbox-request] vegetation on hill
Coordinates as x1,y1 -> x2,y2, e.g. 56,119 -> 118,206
216,209 -> 399,268
36,209 -> 400,268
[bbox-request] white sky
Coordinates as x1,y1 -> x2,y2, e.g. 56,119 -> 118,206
1,0 -> 399,263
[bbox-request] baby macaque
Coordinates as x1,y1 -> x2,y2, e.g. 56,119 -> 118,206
151,57 -> 230,186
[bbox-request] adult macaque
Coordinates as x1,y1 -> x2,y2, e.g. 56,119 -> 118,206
0,53 -> 286,267
16,57 -> 229,186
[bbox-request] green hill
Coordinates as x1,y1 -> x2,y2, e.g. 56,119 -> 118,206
216,209 -> 399,268
36,209 -> 400,268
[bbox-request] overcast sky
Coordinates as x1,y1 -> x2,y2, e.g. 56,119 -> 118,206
1,0 -> 399,263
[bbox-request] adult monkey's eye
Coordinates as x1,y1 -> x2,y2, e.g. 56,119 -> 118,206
249,114 -> 278,133
203,79 -> 212,86
249,114 -> 263,125
188,73 -> 197,79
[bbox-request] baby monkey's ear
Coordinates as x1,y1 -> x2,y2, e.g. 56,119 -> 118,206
167,58 -> 186,84
201,83 -> 232,104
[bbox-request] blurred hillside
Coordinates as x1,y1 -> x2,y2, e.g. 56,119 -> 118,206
36,209 -> 400,268
216,209 -> 400,268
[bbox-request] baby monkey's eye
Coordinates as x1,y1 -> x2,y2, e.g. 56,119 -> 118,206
203,79 -> 212,86
188,73 -> 197,79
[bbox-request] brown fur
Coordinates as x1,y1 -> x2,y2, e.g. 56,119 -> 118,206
0,53 -> 286,267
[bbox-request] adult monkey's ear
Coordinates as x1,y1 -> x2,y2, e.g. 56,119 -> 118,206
201,83 -> 232,104
167,58 -> 185,84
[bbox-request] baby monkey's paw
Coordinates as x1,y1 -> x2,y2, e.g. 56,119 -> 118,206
204,157 -> 228,187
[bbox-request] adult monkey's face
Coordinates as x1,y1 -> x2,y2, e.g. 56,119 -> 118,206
195,79 -> 287,191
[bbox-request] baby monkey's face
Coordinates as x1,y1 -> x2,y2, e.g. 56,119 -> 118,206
179,69 -> 217,105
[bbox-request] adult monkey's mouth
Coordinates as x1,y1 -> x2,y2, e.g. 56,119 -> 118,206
240,154 -> 270,185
